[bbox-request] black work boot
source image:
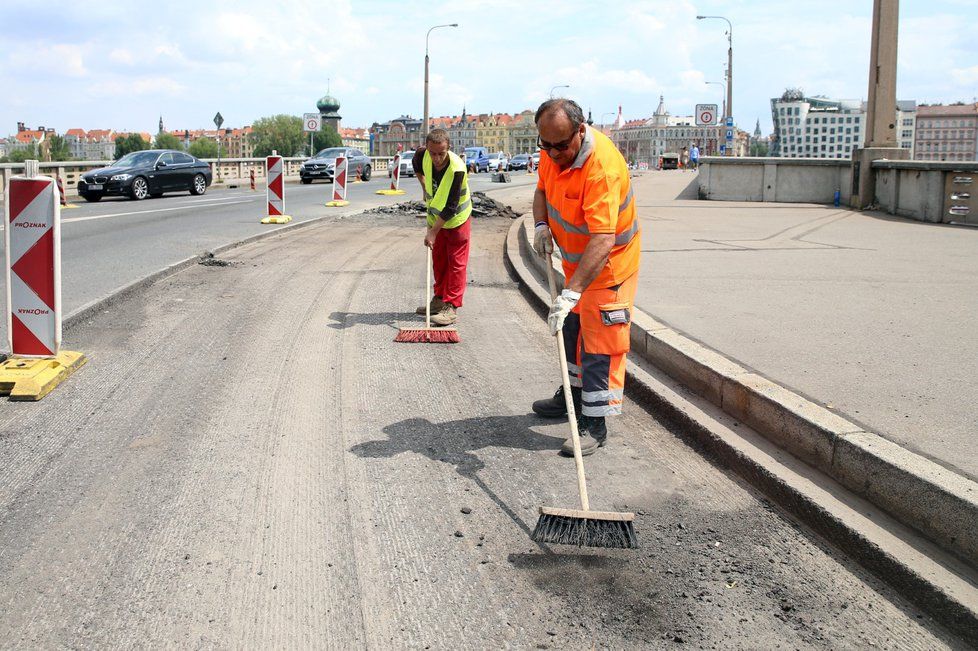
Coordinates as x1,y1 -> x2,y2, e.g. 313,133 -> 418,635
560,415 -> 608,457
532,385 -> 582,418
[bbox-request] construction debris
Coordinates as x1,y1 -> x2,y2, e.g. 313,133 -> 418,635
362,191 -> 520,220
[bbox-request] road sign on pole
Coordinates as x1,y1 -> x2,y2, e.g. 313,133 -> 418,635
696,104 -> 718,126
214,112 -> 224,129
303,113 -> 322,133
725,116 -> 734,127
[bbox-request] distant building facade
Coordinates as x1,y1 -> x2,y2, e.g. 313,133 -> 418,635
769,89 -> 916,158
913,103 -> 978,162
610,96 -> 724,166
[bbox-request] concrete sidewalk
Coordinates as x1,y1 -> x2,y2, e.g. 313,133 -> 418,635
630,171 -> 978,482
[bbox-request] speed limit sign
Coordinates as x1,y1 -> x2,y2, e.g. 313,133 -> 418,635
303,113 -> 321,132
695,104 -> 718,126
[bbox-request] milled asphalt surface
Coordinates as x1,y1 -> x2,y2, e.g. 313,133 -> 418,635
0,201 -> 962,647
0,172 -> 534,344
625,171 -> 978,483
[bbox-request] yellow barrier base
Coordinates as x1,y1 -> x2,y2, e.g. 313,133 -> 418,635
260,215 -> 293,224
0,351 -> 87,401
325,200 -> 350,207
61,203 -> 79,209
375,189 -> 406,195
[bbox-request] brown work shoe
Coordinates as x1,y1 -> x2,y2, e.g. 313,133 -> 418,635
416,295 -> 446,315
429,303 -> 457,326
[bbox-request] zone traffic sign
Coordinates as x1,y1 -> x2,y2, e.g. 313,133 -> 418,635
695,104 -> 718,126
303,113 -> 322,133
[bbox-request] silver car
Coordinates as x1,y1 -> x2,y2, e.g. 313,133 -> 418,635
387,150 -> 416,178
300,147 -> 372,184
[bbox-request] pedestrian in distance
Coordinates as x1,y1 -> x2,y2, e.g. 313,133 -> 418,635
531,98 -> 642,456
680,147 -> 689,172
412,128 -> 473,327
690,143 -> 700,171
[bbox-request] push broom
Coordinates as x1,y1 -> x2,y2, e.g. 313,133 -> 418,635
531,256 -> 637,549
394,246 -> 460,344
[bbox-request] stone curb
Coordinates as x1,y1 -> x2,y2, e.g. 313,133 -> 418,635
504,216 -> 978,644
509,215 -> 978,569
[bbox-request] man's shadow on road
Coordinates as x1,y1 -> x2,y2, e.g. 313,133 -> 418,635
328,311 -> 416,330
350,414 -> 565,544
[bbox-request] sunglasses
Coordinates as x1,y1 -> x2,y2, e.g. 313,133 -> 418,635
537,131 -> 581,152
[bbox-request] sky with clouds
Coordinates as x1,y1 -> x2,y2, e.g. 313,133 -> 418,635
2,0 -> 976,137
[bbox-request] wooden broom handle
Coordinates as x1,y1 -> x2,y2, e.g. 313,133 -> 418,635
544,255 -> 590,512
426,245 -> 432,330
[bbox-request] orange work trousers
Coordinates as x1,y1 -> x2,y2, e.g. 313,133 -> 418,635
561,271 -> 638,417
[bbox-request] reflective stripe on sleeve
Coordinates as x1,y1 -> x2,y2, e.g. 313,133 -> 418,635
619,187 -> 633,213
614,218 -> 640,246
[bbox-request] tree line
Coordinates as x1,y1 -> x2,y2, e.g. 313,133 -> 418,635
0,115 -> 343,163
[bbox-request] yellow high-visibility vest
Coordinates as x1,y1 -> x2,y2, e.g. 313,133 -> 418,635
422,149 -> 471,229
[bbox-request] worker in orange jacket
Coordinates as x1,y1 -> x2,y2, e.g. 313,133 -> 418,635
530,98 -> 641,456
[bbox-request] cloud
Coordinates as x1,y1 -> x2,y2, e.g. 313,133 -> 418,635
950,65 -> 978,86
89,76 -> 187,98
8,43 -> 88,78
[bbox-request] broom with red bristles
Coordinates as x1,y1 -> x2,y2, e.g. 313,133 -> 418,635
394,246 -> 460,344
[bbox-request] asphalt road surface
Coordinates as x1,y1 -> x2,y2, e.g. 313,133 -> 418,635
0,172 -> 538,346
0,208 -> 961,648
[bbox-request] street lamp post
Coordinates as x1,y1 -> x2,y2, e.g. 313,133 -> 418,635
549,84 -> 570,98
698,15 -> 733,155
601,112 -> 616,130
423,23 -> 458,140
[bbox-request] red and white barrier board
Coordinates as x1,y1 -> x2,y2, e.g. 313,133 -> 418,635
332,157 -> 348,201
4,175 -> 61,357
390,153 -> 401,190
266,155 -> 284,216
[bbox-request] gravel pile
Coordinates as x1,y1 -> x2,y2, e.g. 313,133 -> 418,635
363,191 -> 520,220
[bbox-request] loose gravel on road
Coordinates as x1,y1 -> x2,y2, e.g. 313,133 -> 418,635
0,207 -> 962,648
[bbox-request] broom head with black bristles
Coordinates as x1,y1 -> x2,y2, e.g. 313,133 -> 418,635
532,506 -> 638,549
394,327 -> 460,344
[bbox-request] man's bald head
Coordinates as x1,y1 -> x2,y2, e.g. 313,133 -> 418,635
535,98 -> 587,169
534,98 -> 585,130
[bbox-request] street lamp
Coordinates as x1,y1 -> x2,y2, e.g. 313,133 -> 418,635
601,112 -> 615,128
423,23 -> 458,140
697,14 -> 733,155
549,84 -> 570,98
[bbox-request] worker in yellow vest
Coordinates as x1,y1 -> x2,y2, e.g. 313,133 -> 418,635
412,128 -> 473,326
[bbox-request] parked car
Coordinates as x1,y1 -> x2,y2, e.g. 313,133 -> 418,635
487,152 -> 509,172
463,146 -> 489,173
508,154 -> 530,170
530,151 -> 541,168
301,147 -> 371,184
77,150 -> 212,201
387,150 -> 416,178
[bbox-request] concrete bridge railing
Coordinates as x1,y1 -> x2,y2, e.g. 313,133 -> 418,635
0,156 -> 392,200
698,156 -> 978,226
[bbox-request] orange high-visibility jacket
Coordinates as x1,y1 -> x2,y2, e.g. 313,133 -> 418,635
537,126 -> 640,288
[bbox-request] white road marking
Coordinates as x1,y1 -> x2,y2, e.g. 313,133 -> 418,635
60,199 -> 257,224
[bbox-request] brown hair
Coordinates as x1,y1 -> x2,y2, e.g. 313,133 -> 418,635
426,128 -> 451,146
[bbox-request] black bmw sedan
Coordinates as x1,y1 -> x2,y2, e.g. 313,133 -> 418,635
78,149 -> 213,201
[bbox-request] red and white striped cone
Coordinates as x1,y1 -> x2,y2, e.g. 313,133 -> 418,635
261,154 -> 292,224
376,153 -> 406,195
325,157 -> 350,207
249,168 -> 256,192
352,163 -> 363,183
1,170 -> 86,399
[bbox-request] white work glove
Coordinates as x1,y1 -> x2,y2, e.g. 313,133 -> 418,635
548,289 -> 581,336
533,222 -> 554,256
